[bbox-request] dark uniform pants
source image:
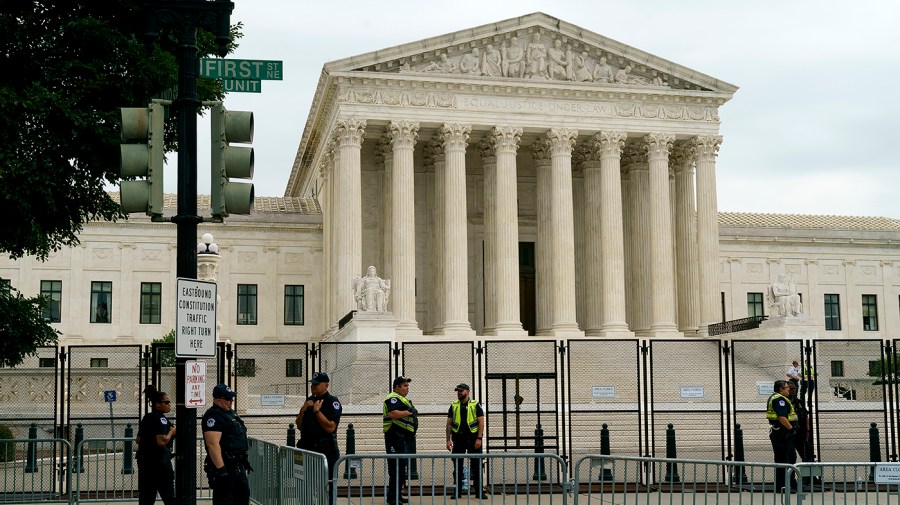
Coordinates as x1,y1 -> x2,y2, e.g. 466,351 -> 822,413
212,460 -> 250,505
451,436 -> 482,497
769,427 -> 796,491
385,429 -> 412,504
299,438 -> 339,501
137,457 -> 175,505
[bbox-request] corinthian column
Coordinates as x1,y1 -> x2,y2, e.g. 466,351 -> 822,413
643,133 -> 680,336
389,121 -> 420,335
437,123 -> 475,336
579,146 -> 603,335
597,131 -> 632,336
378,137 -> 394,283
483,126 -> 525,336
319,152 -> 334,334
693,135 -> 723,333
546,128 -> 583,337
672,144 -> 700,333
531,138 -> 553,336
332,118 -> 366,321
623,143 -> 651,333
426,138 -> 445,333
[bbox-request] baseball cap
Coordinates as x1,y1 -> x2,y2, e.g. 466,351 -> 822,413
212,384 -> 237,400
310,372 -> 330,385
454,383 -> 470,392
393,375 -> 412,387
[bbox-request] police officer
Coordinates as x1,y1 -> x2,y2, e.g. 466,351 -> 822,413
296,372 -> 341,498
766,380 -> 797,492
787,382 -> 812,462
445,383 -> 485,499
384,376 -> 417,505
136,385 -> 175,505
202,384 -> 250,505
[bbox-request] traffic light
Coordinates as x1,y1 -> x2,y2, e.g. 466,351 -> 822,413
119,103 -> 165,215
210,103 -> 255,217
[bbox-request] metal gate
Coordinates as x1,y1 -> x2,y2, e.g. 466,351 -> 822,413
66,345 -> 143,440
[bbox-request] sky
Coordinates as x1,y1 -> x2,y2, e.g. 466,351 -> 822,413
173,0 -> 900,218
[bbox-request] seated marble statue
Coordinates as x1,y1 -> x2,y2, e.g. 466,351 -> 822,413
614,65 -> 648,85
420,53 -> 457,74
354,266 -> 391,312
592,57 -> 613,83
459,48 -> 481,75
769,274 -> 803,317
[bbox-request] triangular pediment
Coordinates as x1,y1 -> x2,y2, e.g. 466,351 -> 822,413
324,12 -> 737,95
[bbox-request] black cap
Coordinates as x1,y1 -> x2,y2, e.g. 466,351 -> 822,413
454,383 -> 470,392
212,384 -> 236,400
393,375 -> 412,387
310,372 -> 330,385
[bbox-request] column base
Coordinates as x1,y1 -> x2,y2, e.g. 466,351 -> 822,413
396,320 -> 422,337
547,323 -> 585,338
435,322 -> 476,338
596,329 -> 636,339
644,325 -> 684,339
483,323 -> 527,338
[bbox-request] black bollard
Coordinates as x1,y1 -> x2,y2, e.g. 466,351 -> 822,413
868,422 -> 881,482
342,423 -> 357,479
122,424 -> 134,475
598,423 -> 613,482
532,424 -> 547,481
731,424 -> 749,485
72,424 -> 85,474
287,423 -> 296,448
663,424 -> 680,484
24,423 -> 37,473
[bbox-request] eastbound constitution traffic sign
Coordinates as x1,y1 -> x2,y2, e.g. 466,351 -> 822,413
176,278 -> 217,358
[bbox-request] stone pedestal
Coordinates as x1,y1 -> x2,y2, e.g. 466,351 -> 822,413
327,312 -> 398,342
732,315 -> 821,341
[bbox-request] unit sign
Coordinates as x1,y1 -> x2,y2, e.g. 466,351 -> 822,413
176,278 -> 217,357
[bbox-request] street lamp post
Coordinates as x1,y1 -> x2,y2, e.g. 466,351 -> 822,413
142,2 -> 234,504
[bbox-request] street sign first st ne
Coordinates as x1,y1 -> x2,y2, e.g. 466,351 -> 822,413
200,58 -> 283,80
176,278 -> 217,358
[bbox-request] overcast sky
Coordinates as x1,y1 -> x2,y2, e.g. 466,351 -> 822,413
174,0 -> 900,218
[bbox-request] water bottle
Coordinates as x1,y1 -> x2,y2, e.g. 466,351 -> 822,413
462,464 -> 470,491
856,477 -> 863,492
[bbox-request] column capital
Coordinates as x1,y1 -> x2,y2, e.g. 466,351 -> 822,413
333,117 -> 367,147
423,136 -> 444,169
596,131 -> 627,158
690,135 -> 723,162
477,137 -> 496,162
641,133 -> 674,161
621,141 -> 648,167
670,142 -> 694,172
547,128 -> 578,155
530,137 -> 553,163
440,123 -> 471,151
490,125 -> 523,155
375,135 -> 393,165
388,121 -> 419,150
574,141 -> 600,167
318,148 -> 333,180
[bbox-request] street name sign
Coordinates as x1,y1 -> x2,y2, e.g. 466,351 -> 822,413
185,360 -> 207,409
200,59 -> 283,80
220,79 -> 262,93
176,278 -> 217,358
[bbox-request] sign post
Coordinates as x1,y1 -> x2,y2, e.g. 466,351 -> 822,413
104,390 -> 117,437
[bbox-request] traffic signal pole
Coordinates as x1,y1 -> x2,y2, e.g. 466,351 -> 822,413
142,3 -> 234,504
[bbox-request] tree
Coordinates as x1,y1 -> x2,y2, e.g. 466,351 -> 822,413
0,0 -> 242,366
868,354 -> 899,385
0,287 -> 59,368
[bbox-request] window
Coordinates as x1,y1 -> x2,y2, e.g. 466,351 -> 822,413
869,360 -> 880,376
747,292 -> 764,318
90,358 -> 109,368
284,285 -> 305,325
237,284 -> 258,325
831,360 -> 844,377
140,282 -> 162,324
40,280 -> 62,322
90,281 -> 112,323
236,358 -> 256,377
38,358 -> 55,368
720,292 -> 726,322
285,359 -> 303,378
824,294 -> 841,330
862,295 -> 878,331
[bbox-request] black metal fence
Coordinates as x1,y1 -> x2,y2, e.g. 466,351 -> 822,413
2,337 -> 899,469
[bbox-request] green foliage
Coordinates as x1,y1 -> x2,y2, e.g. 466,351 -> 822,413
868,355 -> 899,385
151,329 -> 176,368
0,287 -> 59,368
0,424 -> 14,462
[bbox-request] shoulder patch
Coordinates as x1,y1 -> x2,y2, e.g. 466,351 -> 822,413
206,418 -> 215,427
390,398 -> 397,404
333,401 -> 341,410
778,400 -> 786,406
160,417 -> 168,425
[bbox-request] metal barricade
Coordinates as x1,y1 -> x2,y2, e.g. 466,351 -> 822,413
0,437 -> 71,504
571,454 -> 799,504
246,439 -> 328,505
333,452 -> 568,504
796,462 -> 900,503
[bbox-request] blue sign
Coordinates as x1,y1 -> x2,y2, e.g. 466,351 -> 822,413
104,390 -> 117,403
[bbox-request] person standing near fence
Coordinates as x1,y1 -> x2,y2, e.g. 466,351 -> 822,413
446,383 -> 485,499
136,385 -> 175,505
202,384 -> 250,505
296,372 -> 341,499
787,382 -> 812,462
800,363 -> 816,403
384,376 -> 417,505
766,380 -> 798,492
786,360 -> 801,390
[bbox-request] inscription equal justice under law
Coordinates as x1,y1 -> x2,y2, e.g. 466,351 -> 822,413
458,95 -> 613,116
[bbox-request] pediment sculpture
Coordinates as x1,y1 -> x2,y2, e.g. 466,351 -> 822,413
768,274 -> 803,317
354,266 -> 391,312
403,34 -> 671,89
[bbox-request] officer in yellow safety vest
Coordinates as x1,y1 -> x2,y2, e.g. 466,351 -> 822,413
767,380 -> 798,493
445,383 -> 485,499
800,364 -> 817,403
383,376 -> 417,505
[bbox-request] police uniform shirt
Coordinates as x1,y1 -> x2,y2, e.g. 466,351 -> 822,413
137,410 -> 172,460
386,394 -> 417,433
771,395 -> 792,425
202,405 -> 249,453
447,401 -> 484,442
300,392 -> 341,443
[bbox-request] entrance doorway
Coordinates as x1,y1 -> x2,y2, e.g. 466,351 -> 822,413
519,242 -> 536,336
